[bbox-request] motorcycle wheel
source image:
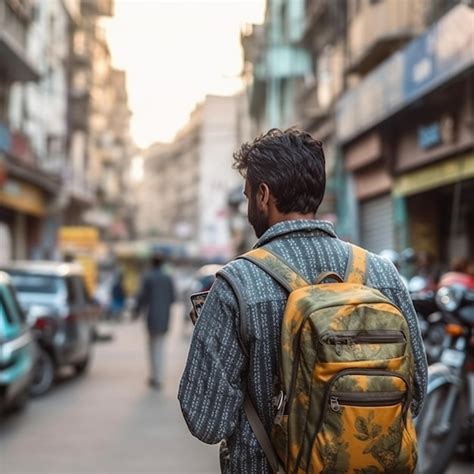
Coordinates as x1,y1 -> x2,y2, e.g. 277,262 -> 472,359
416,382 -> 466,474
30,348 -> 55,396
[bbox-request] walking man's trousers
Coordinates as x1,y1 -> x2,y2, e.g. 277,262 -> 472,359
148,333 -> 165,384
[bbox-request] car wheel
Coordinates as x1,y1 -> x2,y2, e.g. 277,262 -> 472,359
74,353 -> 91,375
30,348 -> 55,397
5,388 -> 29,413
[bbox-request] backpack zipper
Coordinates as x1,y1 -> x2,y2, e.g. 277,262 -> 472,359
320,330 -> 405,355
329,390 -> 406,412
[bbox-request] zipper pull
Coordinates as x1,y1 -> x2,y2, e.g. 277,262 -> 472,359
330,396 -> 340,412
347,337 -> 355,351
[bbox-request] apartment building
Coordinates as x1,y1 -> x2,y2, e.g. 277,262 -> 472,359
241,0 -> 311,132
0,0 -> 57,262
137,95 -> 241,261
337,1 -> 474,262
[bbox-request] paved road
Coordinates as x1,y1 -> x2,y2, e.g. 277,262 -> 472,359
0,305 -> 472,474
0,307 -> 219,473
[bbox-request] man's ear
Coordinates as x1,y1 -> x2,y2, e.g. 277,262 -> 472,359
256,183 -> 270,211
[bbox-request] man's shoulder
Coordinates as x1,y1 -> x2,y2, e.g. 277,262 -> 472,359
218,257 -> 255,283
363,249 -> 405,291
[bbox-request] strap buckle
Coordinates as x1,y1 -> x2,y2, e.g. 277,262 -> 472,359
274,390 -> 287,423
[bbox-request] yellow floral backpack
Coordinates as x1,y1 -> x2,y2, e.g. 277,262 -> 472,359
240,244 -> 417,474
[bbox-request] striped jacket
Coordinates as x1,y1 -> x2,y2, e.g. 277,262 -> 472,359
178,220 -> 427,473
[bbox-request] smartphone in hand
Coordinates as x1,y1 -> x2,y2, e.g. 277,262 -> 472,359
189,291 -> 209,325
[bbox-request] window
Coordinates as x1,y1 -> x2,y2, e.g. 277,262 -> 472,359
9,273 -> 63,295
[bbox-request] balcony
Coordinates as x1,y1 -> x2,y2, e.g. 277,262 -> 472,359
241,23 -> 265,66
296,82 -> 331,129
303,0 -> 345,50
65,166 -> 95,205
254,45 -> 311,81
0,0 -> 39,82
0,122 -> 61,194
346,0 -> 424,76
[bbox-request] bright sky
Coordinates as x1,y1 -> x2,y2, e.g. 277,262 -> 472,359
103,0 -> 265,148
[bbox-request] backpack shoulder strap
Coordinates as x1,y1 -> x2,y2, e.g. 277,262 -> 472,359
344,244 -> 368,284
244,394 -> 285,473
238,247 -> 310,292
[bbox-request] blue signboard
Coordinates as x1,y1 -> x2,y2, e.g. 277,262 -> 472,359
417,122 -> 442,150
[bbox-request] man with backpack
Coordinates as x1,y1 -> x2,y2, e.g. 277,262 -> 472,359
178,129 -> 427,473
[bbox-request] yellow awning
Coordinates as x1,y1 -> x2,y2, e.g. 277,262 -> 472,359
393,153 -> 474,197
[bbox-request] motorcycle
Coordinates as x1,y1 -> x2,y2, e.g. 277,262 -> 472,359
407,271 -> 446,364
411,287 -> 445,364
415,279 -> 474,473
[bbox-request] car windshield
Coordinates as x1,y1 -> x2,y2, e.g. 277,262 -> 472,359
8,273 -> 64,295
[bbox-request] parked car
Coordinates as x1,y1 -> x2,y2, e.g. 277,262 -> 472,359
0,271 -> 35,413
2,262 -> 100,396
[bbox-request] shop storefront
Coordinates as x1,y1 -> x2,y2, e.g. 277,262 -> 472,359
0,176 -> 46,260
394,153 -> 474,264
335,4 -> 474,260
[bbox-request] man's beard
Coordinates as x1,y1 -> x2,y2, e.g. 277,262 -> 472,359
248,198 -> 269,238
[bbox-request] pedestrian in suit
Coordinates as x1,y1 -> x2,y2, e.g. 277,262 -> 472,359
134,254 -> 175,389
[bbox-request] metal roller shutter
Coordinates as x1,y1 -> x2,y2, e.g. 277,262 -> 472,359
360,194 -> 394,253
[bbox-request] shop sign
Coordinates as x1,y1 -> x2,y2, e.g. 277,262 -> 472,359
403,5 -> 474,102
58,226 -> 100,251
0,178 -> 46,216
393,152 -> 474,197
336,4 -> 474,143
417,123 -> 441,150
417,115 -> 455,150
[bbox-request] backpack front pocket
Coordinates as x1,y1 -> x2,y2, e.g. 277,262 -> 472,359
308,370 -> 416,474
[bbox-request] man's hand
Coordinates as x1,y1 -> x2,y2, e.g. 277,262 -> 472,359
189,308 -> 198,325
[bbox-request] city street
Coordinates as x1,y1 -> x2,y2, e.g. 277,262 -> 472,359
1,304 -> 472,474
0,305 -> 219,474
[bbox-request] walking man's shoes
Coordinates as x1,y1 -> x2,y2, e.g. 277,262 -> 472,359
148,378 -> 161,390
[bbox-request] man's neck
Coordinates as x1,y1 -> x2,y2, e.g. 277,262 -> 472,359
268,212 -> 315,228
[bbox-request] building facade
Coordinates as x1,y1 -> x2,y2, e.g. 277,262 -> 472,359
136,95 -> 242,261
242,0 -> 311,132
336,2 -> 474,264
296,0 -> 349,224
0,0 -> 55,263
241,0 -> 473,267
1,0 -> 133,263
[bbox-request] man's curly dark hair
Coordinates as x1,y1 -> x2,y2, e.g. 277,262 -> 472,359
233,128 -> 326,215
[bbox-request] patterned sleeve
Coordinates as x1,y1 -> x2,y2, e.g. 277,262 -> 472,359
382,278 -> 428,417
178,276 -> 247,444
